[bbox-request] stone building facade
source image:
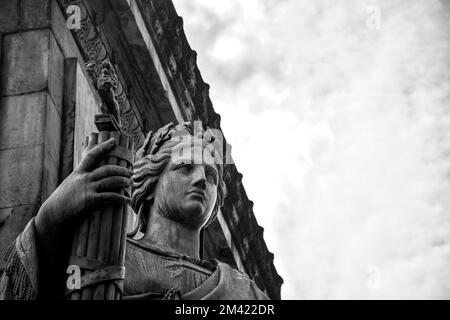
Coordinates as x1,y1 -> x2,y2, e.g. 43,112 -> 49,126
0,0 -> 283,299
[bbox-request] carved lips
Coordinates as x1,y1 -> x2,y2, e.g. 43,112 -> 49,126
187,189 -> 206,201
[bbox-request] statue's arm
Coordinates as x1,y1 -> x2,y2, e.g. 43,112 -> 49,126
0,218 -> 40,299
0,138 -> 132,299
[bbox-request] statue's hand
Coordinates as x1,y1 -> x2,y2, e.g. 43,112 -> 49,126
35,138 -> 132,245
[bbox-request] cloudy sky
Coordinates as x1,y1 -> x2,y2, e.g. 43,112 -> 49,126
173,0 -> 450,299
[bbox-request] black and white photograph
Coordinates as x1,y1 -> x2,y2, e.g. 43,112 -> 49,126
0,0 -> 449,308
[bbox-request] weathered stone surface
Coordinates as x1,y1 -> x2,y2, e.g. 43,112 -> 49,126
74,62 -> 101,168
20,0 -> 52,30
0,90 -> 59,205
43,93 -> 61,200
0,205 -> 36,270
1,29 -> 64,111
59,58 -> 77,181
0,91 -> 47,150
42,149 -> 59,202
45,92 -> 62,159
0,207 -> 12,226
0,0 -> 19,33
50,0 -> 82,61
0,34 -> 2,96
1,30 -> 50,96
0,145 -> 43,208
48,29 -> 64,115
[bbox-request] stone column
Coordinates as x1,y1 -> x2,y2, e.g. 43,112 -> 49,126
0,0 -> 64,269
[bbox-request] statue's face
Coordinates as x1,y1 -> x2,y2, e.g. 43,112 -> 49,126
152,138 -> 219,229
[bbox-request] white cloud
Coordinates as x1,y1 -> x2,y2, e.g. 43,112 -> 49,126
209,36 -> 245,63
174,0 -> 450,299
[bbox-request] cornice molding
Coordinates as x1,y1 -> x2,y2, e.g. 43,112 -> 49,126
57,0 -> 154,150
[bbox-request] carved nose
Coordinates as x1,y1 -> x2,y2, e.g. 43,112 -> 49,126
192,166 -> 206,189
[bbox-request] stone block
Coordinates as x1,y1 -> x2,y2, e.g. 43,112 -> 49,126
0,145 -> 44,208
1,29 -> 64,112
1,30 -> 50,96
0,0 -> 19,33
0,91 -> 47,150
20,0 -> 52,30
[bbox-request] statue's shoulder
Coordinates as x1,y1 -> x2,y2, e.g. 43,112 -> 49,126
216,261 -> 251,280
213,260 -> 269,300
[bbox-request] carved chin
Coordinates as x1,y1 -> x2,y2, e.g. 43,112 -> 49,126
157,200 -> 210,229
168,201 -> 209,229
182,202 -> 208,224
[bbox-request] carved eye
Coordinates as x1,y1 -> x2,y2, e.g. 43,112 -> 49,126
175,163 -> 192,172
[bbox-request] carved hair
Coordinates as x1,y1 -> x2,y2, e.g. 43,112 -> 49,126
130,122 -> 226,233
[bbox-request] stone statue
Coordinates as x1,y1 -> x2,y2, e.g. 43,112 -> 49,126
86,60 -> 121,127
0,122 -> 268,300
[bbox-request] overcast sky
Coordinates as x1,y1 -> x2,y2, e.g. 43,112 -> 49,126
173,0 -> 450,299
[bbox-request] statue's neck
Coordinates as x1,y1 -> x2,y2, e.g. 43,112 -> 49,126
140,207 -> 201,259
